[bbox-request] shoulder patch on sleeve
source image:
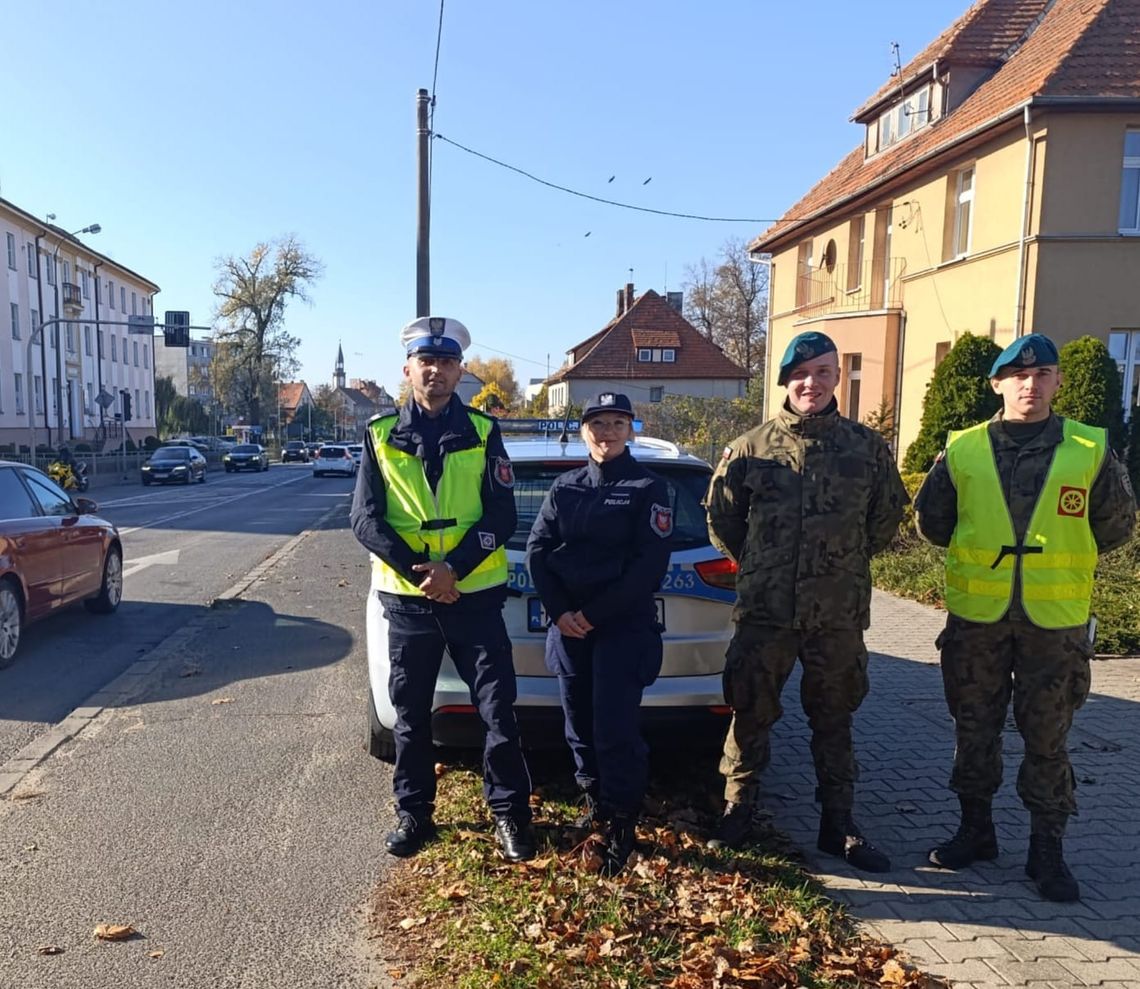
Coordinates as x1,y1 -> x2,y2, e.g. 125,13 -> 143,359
492,457 -> 515,488
650,502 -> 674,538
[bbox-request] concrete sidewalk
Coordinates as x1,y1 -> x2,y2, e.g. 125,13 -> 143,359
761,590 -> 1140,989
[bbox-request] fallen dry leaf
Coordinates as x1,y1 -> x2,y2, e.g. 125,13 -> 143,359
398,917 -> 427,931
211,697 -> 234,705
387,969 -> 405,980
93,923 -> 136,942
148,950 -> 165,959
36,945 -> 64,955
880,958 -> 909,985
440,883 -> 469,901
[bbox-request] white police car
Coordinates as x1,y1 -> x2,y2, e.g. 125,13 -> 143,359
365,425 -> 736,760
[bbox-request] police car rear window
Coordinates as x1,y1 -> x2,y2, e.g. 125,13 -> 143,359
507,462 -> 712,553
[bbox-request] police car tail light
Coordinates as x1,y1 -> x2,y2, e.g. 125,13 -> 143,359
693,557 -> 737,590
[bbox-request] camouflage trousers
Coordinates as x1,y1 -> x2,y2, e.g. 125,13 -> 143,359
938,615 -> 1094,835
719,623 -> 870,810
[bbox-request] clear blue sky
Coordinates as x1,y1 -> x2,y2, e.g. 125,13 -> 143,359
2,0 -> 965,397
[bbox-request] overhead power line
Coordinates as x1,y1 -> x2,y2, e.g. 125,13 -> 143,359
433,133 -> 796,224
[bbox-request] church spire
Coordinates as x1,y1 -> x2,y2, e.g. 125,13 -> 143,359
334,341 -> 345,389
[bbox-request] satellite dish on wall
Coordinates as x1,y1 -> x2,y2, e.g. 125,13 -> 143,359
821,239 -> 837,273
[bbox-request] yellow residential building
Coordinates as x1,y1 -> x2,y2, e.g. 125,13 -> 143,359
750,0 -> 1140,462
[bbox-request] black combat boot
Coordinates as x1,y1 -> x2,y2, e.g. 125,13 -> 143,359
817,808 -> 891,873
707,801 -> 755,851
1025,834 -> 1080,902
928,796 -> 998,869
385,812 -> 438,858
600,813 -> 638,876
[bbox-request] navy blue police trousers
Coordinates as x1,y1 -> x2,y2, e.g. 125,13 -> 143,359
379,591 -> 532,820
545,620 -> 663,816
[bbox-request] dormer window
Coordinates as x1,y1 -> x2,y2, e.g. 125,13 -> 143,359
638,348 -> 652,362
871,85 -> 933,155
662,349 -> 676,363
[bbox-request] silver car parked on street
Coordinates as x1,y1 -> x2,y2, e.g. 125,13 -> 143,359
366,431 -> 736,760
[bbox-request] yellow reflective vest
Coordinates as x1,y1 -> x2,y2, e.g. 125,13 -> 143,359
944,418 -> 1106,628
369,412 -> 508,596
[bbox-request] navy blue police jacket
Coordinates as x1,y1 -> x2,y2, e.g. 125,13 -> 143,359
526,447 -> 673,629
350,395 -> 517,602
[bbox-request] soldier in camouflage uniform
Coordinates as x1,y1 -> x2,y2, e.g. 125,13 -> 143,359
705,330 -> 909,872
916,333 -> 1135,902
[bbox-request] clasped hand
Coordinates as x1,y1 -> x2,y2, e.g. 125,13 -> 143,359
555,610 -> 594,639
412,561 -> 460,603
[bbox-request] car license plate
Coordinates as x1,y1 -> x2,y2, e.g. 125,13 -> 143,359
526,597 -> 665,633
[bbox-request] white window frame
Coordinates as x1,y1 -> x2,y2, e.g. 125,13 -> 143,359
637,348 -> 652,362
121,286 -> 127,312
662,348 -> 676,363
6,232 -> 15,270
10,303 -> 18,341
845,353 -> 862,422
131,291 -> 137,315
45,255 -> 56,286
33,375 -> 43,415
27,242 -> 37,277
1109,330 -> 1140,419
81,269 -> 90,298
66,325 -> 75,353
111,334 -> 117,362
1119,131 -> 1140,234
953,167 -> 975,259
14,373 -> 24,415
143,343 -> 150,369
84,325 -> 92,356
108,280 -> 115,309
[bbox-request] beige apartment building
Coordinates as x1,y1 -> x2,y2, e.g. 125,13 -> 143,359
751,0 -> 1140,461
0,196 -> 160,450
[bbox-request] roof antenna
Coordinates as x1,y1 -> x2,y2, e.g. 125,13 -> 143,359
890,42 -> 905,104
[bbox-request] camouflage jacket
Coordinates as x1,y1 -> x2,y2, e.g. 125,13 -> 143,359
706,400 -> 909,630
914,412 -> 1137,622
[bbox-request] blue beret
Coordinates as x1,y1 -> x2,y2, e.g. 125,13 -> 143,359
582,392 -> 634,420
401,316 -> 470,357
777,331 -> 838,386
989,333 -> 1060,378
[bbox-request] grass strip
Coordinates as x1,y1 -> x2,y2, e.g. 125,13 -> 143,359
371,755 -> 947,988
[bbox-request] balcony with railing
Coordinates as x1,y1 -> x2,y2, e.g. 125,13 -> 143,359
62,282 -> 83,311
794,257 -> 907,316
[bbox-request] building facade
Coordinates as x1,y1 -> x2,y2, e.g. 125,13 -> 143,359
752,0 -> 1140,461
0,197 -> 160,450
155,334 -> 215,404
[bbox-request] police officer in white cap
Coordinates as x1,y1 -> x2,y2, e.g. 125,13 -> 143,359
351,316 -> 535,862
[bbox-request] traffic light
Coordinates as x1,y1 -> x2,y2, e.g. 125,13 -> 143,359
121,389 -> 133,422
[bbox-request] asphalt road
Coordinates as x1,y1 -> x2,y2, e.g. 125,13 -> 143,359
0,483 -> 398,988
0,463 -> 357,770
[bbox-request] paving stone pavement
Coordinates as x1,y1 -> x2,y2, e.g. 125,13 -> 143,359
758,589 -> 1140,989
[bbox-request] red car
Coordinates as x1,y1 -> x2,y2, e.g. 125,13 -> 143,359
0,462 -> 123,668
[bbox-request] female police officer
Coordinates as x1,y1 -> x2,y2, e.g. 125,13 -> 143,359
526,393 -> 673,875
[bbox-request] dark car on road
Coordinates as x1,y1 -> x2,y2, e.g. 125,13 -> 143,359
282,441 -> 309,463
0,462 -> 122,668
141,446 -> 207,486
223,444 -> 270,473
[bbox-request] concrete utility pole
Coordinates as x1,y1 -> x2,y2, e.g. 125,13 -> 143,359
416,88 -> 431,317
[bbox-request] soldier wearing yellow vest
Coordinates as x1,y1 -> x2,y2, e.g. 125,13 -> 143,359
915,333 -> 1135,902
351,317 -> 535,863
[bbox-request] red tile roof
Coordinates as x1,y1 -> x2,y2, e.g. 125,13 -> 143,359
631,329 -> 681,349
278,382 -> 306,409
854,0 -> 1053,119
547,290 -> 749,383
754,0 -> 1136,253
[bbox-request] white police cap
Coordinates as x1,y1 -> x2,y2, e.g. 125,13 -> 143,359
400,316 -> 471,358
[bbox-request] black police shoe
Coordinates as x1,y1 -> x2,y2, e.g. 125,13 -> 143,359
1026,834 -> 1081,902
817,809 -> 891,873
494,815 -> 537,863
600,814 -> 638,877
707,801 -> 754,850
385,813 -> 437,858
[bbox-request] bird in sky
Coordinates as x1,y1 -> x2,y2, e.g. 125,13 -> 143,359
607,175 -> 615,183
642,177 -> 652,185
